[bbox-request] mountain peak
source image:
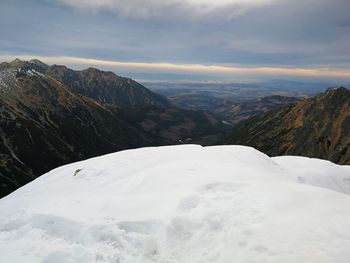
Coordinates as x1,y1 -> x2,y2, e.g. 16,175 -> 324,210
28,59 -> 48,69
325,86 -> 349,94
11,58 -> 23,63
83,67 -> 102,72
323,86 -> 350,105
6,59 -> 48,73
9,58 -> 26,67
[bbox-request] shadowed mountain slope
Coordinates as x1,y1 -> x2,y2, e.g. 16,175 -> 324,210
225,87 -> 350,164
0,59 -> 226,197
45,64 -> 170,108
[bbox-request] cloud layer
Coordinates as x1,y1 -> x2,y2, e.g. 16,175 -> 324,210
2,54 -> 350,80
0,0 -> 349,81
59,0 -> 275,19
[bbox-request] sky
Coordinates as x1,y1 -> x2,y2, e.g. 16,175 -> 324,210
0,0 -> 350,82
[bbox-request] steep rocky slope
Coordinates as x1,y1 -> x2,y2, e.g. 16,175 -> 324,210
225,87 -> 350,164
0,61 -> 157,196
0,59 -> 226,197
45,63 -> 170,108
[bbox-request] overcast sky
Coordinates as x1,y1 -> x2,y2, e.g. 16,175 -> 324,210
1,0 -> 350,81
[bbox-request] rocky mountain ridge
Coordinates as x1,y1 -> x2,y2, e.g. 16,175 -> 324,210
225,87 -> 350,164
0,59 -> 226,197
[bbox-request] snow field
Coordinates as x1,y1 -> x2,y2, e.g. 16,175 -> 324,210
1,145 -> 350,263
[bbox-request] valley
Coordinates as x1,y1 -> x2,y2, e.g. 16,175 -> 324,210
1,1 -> 350,262
2,59 -> 349,198
147,81 -> 324,125
0,59 -> 227,197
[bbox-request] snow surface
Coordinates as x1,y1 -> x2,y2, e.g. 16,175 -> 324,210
1,145 -> 350,263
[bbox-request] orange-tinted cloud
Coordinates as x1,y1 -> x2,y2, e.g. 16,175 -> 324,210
2,54 -> 350,79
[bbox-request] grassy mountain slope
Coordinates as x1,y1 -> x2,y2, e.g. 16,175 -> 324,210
225,87 -> 350,164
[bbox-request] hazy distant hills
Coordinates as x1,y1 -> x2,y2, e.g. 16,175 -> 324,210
150,84 -> 302,125
225,87 -> 350,164
0,59 -> 225,197
212,95 -> 301,125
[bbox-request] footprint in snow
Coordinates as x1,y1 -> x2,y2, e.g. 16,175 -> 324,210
176,195 -> 200,213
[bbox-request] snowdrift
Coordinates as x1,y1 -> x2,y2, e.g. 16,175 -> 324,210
1,145 -> 350,263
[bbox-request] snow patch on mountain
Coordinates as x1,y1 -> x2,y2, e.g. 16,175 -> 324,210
0,69 -> 17,91
1,145 -> 350,263
0,67 -> 45,92
25,68 -> 45,77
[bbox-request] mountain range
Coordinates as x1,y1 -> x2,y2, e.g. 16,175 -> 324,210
0,59 -> 226,197
1,58 -> 349,198
213,95 -> 301,125
150,82 -> 304,125
225,87 -> 350,164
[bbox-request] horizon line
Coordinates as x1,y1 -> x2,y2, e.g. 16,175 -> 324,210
1,54 -> 350,80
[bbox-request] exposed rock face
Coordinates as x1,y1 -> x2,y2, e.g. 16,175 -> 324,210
225,87 -> 350,164
0,59 -> 225,197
